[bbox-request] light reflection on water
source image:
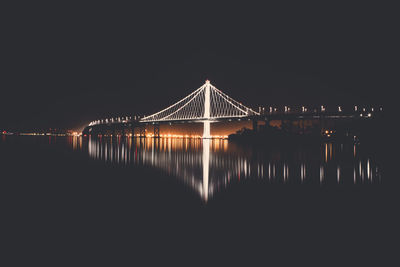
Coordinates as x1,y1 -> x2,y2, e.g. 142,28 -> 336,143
72,136 -> 381,201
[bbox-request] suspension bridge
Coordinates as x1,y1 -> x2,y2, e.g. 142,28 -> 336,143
84,80 -> 260,138
139,80 -> 259,138
82,80 -> 381,138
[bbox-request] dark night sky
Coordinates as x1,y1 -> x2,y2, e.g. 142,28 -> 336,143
1,2 -> 398,131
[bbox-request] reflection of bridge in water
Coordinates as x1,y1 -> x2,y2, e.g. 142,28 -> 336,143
83,136 -> 381,202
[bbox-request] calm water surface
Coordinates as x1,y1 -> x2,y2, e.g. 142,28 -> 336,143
80,136 -> 381,201
1,135 -> 396,265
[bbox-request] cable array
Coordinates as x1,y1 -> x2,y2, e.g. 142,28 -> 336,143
140,81 -> 259,122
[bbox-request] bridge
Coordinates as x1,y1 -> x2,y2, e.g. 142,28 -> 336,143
139,80 -> 259,138
82,80 -> 382,138
84,80 -> 259,138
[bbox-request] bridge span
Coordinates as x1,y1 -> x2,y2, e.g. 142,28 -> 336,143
82,81 -> 382,138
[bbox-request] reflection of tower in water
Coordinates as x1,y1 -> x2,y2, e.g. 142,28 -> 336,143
202,139 -> 210,201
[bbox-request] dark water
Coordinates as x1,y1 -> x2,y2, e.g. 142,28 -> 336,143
1,135 -> 397,265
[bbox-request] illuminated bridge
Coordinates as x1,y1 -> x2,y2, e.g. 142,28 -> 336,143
82,80 -> 382,138
139,80 -> 259,138
83,80 -> 259,138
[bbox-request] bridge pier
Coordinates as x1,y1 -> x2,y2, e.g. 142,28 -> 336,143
139,126 -> 145,138
130,124 -> 135,137
203,121 -> 211,139
153,124 -> 160,138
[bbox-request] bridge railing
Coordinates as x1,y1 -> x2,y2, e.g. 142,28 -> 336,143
257,105 -> 383,117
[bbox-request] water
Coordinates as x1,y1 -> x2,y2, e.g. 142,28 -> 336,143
0,135 -> 396,265
84,137 -> 381,202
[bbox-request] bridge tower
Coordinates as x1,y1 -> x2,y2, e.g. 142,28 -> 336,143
203,80 -> 211,139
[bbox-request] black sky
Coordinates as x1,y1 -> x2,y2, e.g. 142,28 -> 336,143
1,2 -> 398,131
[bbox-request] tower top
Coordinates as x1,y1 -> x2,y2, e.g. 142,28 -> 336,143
205,80 -> 210,84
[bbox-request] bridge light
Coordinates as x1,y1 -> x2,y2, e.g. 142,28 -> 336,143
338,106 -> 342,112
354,105 -> 358,111
302,106 -> 305,112
371,107 -> 374,112
321,105 -> 325,112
